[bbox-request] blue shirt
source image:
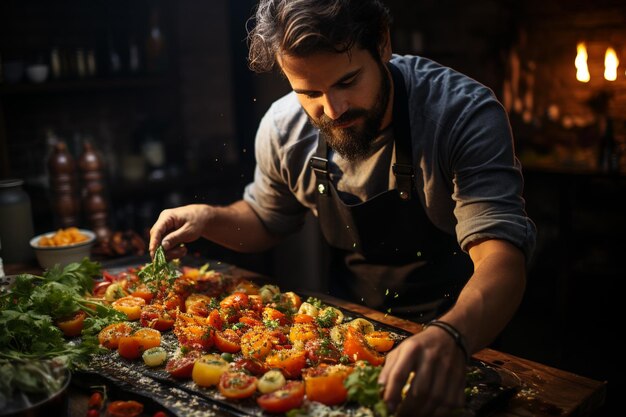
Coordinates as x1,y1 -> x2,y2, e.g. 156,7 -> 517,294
244,54 -> 536,260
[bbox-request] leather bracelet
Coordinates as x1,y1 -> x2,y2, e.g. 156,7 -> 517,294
425,320 -> 470,362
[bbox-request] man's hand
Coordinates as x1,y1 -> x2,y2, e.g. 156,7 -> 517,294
149,204 -> 212,259
378,326 -> 466,416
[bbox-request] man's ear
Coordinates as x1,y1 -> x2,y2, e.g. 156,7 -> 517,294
380,29 -> 392,61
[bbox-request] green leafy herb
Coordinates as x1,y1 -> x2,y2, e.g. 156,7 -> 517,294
344,364 -> 389,417
138,245 -> 179,293
306,296 -> 324,309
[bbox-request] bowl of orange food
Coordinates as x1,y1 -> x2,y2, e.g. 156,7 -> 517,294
29,227 -> 96,269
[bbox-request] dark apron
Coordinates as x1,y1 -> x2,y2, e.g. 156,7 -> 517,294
309,63 -> 473,322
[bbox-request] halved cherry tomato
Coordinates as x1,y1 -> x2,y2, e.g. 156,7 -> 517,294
231,357 -> 269,376
111,296 -> 146,320
207,309 -> 224,330
302,364 -> 352,406
305,338 -> 342,365
165,350 -> 201,379
56,310 -> 86,337
262,307 -> 290,326
265,348 -> 307,379
98,322 -> 133,349
214,329 -> 241,353
218,371 -> 258,399
343,326 -> 384,366
256,381 -> 305,414
293,313 -> 315,324
130,284 -> 154,303
364,330 -> 395,352
220,292 -> 249,311
140,304 -> 175,331
118,328 -> 161,360
240,328 -> 273,359
106,400 -> 143,417
93,280 -> 112,297
289,322 -> 319,343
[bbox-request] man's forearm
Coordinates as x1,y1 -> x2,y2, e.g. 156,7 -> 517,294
439,239 -> 527,355
202,200 -> 282,253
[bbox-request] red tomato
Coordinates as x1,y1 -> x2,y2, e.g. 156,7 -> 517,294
106,400 -> 143,417
265,348 -> 307,379
305,338 -> 342,365
256,381 -> 305,414
165,350 -> 201,379
130,284 -> 154,303
152,412 -> 168,417
93,280 -> 112,297
231,357 -> 269,376
140,304 -> 175,331
87,391 -> 103,409
56,310 -> 86,337
218,371 -> 258,399
86,409 -> 99,417
214,329 -> 241,353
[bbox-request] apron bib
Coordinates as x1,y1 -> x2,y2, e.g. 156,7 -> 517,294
310,63 -> 472,321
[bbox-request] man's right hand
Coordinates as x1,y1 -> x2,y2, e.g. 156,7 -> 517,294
148,204 -> 213,259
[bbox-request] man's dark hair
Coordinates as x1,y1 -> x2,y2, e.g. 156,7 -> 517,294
247,0 -> 392,73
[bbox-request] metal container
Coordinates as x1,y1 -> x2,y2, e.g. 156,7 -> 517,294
0,179 -> 35,263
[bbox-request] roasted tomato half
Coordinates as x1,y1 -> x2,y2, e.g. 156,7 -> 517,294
256,381 -> 305,414
218,371 -> 258,399
302,364 -> 353,406
56,310 -> 86,337
98,322 -> 133,349
165,350 -> 201,379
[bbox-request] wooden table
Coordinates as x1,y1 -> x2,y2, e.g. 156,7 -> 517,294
3,262 -> 607,416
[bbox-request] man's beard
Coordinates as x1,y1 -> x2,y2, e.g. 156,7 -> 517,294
309,62 -> 391,161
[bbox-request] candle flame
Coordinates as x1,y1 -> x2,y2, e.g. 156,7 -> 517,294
604,47 -> 619,81
575,43 -> 590,82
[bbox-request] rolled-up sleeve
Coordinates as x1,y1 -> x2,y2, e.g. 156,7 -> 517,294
243,107 -> 308,236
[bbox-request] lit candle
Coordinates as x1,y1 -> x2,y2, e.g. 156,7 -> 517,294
604,47 -> 619,81
575,42 -> 590,82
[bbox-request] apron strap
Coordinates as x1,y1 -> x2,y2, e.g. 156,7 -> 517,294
310,136 -> 330,198
388,63 -> 414,201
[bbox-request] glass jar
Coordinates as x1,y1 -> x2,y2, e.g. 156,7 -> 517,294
0,179 -> 35,263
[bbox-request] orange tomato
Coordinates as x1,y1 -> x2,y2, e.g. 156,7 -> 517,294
240,328 -> 274,360
293,313 -> 315,324
343,326 -> 384,366
364,330 -> 395,352
207,309 -> 224,330
111,296 -> 146,320
265,348 -> 307,379
214,329 -> 241,353
303,364 -> 353,406
262,307 -> 290,326
56,310 -> 86,337
220,292 -> 249,311
129,284 -> 154,303
289,323 -> 319,343
118,328 -> 161,360
98,322 -> 133,349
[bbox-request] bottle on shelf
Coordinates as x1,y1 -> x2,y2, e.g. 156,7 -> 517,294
48,141 -> 81,227
78,140 -> 112,242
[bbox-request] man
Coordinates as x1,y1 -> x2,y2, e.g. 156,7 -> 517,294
149,0 -> 536,415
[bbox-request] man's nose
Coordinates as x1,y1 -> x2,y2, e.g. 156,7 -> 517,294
322,93 -> 348,120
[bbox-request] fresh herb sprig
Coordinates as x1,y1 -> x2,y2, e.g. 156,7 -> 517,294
137,245 -> 179,293
344,363 -> 389,417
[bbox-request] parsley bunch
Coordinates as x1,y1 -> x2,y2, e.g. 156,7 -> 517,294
344,363 -> 389,417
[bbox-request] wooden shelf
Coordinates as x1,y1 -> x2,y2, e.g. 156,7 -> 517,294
0,76 -> 168,95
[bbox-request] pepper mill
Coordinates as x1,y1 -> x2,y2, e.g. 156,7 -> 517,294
48,141 -> 80,227
78,140 -> 112,242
